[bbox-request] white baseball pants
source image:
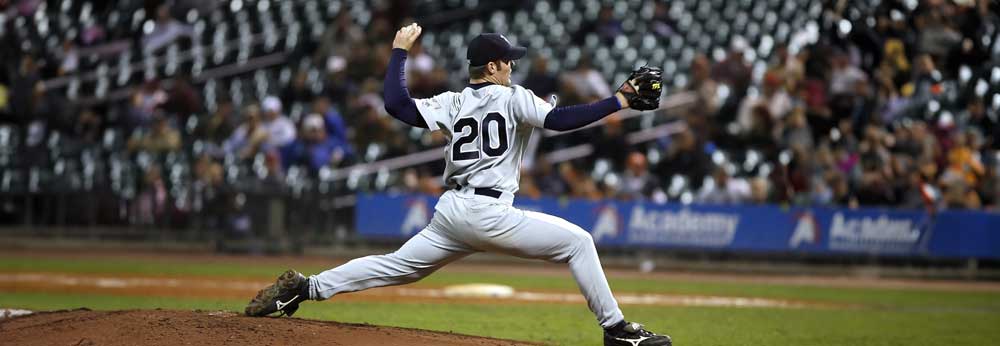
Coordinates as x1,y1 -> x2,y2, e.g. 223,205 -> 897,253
307,187 -> 625,328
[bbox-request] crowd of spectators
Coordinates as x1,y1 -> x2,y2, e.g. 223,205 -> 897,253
702,0 -> 999,212
1,0 -> 998,231
526,0 -> 1000,213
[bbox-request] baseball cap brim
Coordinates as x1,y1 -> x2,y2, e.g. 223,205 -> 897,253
506,46 -> 527,61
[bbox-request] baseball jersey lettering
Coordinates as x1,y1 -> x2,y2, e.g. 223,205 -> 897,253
415,85 -> 553,193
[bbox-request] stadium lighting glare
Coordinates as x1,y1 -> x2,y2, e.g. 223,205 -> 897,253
975,80 -> 988,97
717,84 -> 730,101
779,150 -> 792,165
231,0 -> 244,12
712,152 -> 726,165
680,192 -> 694,205
838,19 -> 852,35
959,66 -> 972,84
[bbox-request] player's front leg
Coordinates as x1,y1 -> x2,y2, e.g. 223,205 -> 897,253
245,227 -> 471,317
474,208 -> 672,345
307,226 -> 472,300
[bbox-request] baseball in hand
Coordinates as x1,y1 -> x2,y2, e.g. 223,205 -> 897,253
393,23 -> 423,51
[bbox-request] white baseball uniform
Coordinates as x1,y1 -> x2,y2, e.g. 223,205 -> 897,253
307,83 -> 625,328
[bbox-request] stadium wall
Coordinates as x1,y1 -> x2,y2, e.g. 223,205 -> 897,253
357,193 -> 1000,260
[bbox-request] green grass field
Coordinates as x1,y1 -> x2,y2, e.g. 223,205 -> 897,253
1,254 -> 998,346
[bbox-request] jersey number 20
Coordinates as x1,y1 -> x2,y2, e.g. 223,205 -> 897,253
452,112 -> 509,161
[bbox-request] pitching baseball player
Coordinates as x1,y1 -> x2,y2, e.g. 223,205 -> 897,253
246,23 -> 670,346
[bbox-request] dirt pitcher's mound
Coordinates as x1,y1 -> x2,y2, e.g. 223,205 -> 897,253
0,309 -> 539,346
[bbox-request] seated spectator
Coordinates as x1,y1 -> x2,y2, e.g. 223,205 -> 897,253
142,4 -> 193,53
224,104 -> 269,160
712,39 -> 753,101
782,107 -> 814,151
958,97 -> 997,150
281,114 -> 350,174
618,152 -> 662,201
697,167 -> 751,205
744,105 -> 780,155
135,165 -> 167,225
522,56 -> 559,99
559,161 -> 604,201
72,109 -> 103,147
650,3 -> 675,38
57,39 -> 79,76
591,115 -> 628,170
560,56 -> 612,104
192,151 -> 231,230
737,71 -> 792,132
311,96 -> 350,150
574,5 -> 623,45
405,43 -> 437,98
194,97 -> 238,154
260,96 -> 297,150
748,177 -> 771,205
656,131 -> 711,191
828,172 -> 858,208
281,70 -> 315,107
127,80 -> 168,130
943,179 -> 981,210
942,130 -> 985,186
127,114 -> 181,154
688,54 -> 719,117
533,157 -> 568,197
517,167 -> 543,199
828,51 -> 867,97
163,74 -> 202,118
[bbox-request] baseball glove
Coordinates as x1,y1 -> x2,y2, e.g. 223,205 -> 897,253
617,66 -> 663,111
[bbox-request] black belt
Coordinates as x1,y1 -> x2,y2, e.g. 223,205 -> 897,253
454,185 -> 503,199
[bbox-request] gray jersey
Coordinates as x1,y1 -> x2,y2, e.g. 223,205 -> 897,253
415,84 -> 553,194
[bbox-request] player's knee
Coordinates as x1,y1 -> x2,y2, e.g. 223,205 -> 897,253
572,230 -> 596,250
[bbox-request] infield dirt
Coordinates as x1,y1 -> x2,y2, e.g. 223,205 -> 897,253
0,308 -> 539,346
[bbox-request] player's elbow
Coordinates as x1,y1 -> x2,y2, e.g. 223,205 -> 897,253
384,95 -> 402,115
384,102 -> 398,116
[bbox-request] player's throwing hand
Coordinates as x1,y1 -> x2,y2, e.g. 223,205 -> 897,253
393,23 -> 423,51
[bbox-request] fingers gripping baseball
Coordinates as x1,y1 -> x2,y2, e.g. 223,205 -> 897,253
393,23 -> 423,51
617,66 -> 663,111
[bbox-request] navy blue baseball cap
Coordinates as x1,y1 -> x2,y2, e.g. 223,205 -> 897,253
467,33 -> 527,67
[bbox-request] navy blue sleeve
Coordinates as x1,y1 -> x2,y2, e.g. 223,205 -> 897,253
383,48 -> 428,128
542,96 -> 622,131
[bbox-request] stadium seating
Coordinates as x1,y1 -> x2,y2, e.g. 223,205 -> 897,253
1,0 -> 998,234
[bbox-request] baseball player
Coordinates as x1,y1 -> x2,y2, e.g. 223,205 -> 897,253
246,23 -> 670,346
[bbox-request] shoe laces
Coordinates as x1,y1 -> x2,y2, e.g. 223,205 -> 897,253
624,322 -> 657,337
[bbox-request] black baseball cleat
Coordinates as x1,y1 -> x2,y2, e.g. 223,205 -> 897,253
245,269 -> 310,317
604,321 -> 672,346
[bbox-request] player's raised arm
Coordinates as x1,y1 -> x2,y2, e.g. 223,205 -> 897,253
540,66 -> 662,131
383,23 -> 429,128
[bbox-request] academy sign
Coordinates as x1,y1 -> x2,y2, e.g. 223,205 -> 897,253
627,206 -> 740,247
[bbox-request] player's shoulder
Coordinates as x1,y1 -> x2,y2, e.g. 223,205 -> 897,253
506,84 -> 538,98
417,90 -> 462,111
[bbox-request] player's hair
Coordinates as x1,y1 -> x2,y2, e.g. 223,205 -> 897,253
468,64 -> 488,79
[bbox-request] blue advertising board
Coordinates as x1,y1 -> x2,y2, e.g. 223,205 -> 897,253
355,193 -> 1000,259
